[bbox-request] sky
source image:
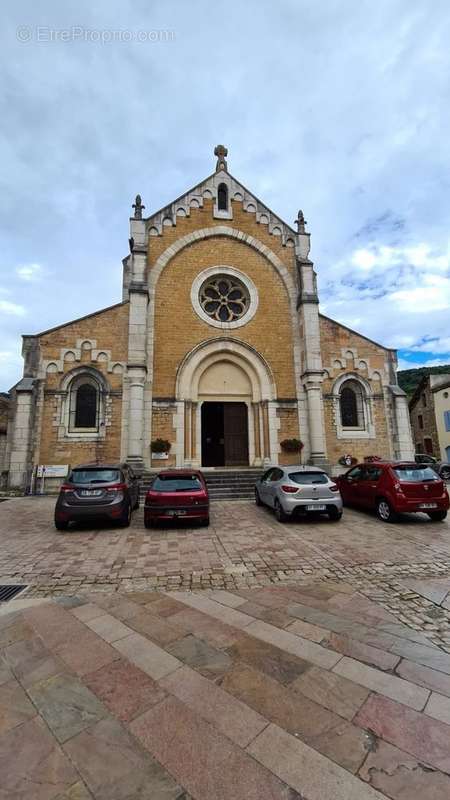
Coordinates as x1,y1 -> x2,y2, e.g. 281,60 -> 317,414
1,0 -> 449,390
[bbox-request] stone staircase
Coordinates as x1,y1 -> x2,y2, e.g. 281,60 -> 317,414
139,469 -> 263,501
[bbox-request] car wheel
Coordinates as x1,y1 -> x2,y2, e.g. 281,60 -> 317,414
255,488 -> 262,506
274,499 -> 288,523
441,467 -> 450,481
376,497 -> 397,523
144,516 -> 154,529
55,519 -> 69,531
119,502 -> 131,528
427,510 -> 448,522
328,508 -> 342,521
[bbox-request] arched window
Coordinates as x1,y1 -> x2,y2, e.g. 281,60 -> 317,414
75,383 -> 97,428
339,380 -> 365,428
68,376 -> 100,431
217,183 -> 228,211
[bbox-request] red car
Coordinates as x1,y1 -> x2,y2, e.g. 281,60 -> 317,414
336,461 -> 449,523
144,469 -> 210,528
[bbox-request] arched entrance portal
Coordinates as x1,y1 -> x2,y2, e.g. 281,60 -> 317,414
175,339 -> 277,468
199,361 -> 251,466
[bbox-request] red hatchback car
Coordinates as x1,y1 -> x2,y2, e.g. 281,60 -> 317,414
336,461 -> 449,523
144,469 -> 210,528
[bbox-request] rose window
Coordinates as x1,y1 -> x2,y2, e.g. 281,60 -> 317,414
199,275 -> 250,323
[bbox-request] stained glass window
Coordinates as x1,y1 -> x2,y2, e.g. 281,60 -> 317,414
199,275 -> 249,323
217,183 -> 228,211
340,386 -> 359,427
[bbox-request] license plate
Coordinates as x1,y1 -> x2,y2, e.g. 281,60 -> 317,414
419,503 -> 438,509
167,510 -> 186,516
306,504 -> 326,511
81,489 -> 102,497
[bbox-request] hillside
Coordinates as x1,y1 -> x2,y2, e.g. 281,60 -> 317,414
397,364 -> 450,397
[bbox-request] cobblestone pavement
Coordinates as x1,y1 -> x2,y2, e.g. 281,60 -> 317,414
2,496 -> 450,649
3,586 -> 450,798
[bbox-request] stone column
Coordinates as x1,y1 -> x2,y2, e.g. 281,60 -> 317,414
295,213 -> 328,466
127,367 -> 146,464
125,200 -> 151,470
261,401 -> 270,462
184,401 -> 191,462
390,385 -> 415,459
252,402 -> 261,464
126,280 -> 149,469
191,402 -> 197,465
8,380 -> 35,488
304,379 -> 327,465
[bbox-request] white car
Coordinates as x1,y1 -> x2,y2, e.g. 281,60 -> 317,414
255,465 -> 343,523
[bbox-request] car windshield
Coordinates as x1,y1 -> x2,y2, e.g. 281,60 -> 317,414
152,475 -> 203,492
69,469 -> 120,484
393,466 -> 439,482
288,471 -> 328,485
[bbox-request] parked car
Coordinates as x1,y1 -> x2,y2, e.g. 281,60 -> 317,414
414,454 -> 450,481
336,461 -> 449,522
255,465 -> 343,523
144,469 -> 209,527
54,463 -> 140,530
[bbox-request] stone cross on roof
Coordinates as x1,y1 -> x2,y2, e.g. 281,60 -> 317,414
214,144 -> 228,172
132,194 -> 145,219
295,209 -> 307,233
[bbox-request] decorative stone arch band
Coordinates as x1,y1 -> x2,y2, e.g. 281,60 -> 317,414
174,338 -> 279,467
59,366 -> 111,441
331,372 -> 375,440
145,225 -> 307,462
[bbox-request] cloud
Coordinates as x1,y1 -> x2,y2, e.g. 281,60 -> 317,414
16,263 -> 43,281
0,0 -> 449,390
0,300 -> 26,316
398,356 -> 450,371
350,243 -> 448,276
390,274 -> 450,312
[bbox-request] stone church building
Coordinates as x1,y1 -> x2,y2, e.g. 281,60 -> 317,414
6,146 -> 414,488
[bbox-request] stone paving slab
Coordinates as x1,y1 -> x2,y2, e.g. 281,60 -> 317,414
3,496 -> 450,797
247,723 -> 385,800
4,496 -> 450,650
3,584 -> 450,796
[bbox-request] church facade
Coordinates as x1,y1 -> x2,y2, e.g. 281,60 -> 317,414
6,146 -> 414,488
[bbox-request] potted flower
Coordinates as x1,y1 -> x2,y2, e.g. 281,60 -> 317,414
338,454 -> 357,467
150,439 -> 171,460
280,438 -> 304,453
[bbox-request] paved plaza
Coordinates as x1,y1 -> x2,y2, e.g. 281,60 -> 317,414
2,497 -> 450,797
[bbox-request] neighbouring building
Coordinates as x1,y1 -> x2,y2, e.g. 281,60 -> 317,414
0,392 -> 9,487
409,374 -> 450,462
5,145 -> 414,489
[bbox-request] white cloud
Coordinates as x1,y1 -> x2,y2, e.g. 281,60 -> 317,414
16,263 -> 43,281
410,337 -> 450,353
397,356 -> 450,371
351,250 -> 377,270
390,274 -> 450,312
0,300 -> 26,316
348,243 -> 449,275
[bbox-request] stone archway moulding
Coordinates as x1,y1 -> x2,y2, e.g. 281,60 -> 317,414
148,225 -> 295,299
143,224 -> 308,463
146,226 -> 304,398
175,337 -> 277,402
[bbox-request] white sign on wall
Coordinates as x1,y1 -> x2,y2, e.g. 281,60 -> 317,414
36,465 -> 69,478
151,452 -> 169,460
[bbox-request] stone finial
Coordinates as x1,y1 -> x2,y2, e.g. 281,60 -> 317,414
295,209 -> 307,233
214,144 -> 228,172
132,194 -> 145,219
